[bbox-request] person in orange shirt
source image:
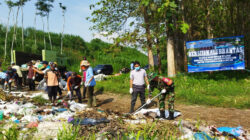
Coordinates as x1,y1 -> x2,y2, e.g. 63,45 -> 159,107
45,64 -> 59,104
67,72 -> 82,103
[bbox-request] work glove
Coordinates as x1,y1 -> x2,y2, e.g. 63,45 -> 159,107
129,88 -> 133,94
85,81 -> 90,87
146,98 -> 151,104
59,82 -> 63,89
147,85 -> 150,90
74,86 -> 79,89
80,82 -> 83,86
161,89 -> 166,94
79,69 -> 82,73
32,76 -> 35,80
67,91 -> 72,99
9,79 -> 12,83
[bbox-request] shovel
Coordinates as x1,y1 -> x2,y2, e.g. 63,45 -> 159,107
132,92 -> 163,115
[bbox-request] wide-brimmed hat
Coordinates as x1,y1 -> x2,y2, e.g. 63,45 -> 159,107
81,60 -> 90,66
148,72 -> 157,81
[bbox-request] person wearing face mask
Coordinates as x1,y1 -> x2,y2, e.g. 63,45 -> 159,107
129,61 -> 150,113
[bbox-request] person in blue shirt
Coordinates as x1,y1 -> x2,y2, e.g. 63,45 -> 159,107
81,61 -> 96,107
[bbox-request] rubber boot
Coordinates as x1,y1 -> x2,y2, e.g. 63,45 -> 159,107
93,96 -> 97,107
167,111 -> 174,120
160,110 -> 166,118
129,105 -> 134,114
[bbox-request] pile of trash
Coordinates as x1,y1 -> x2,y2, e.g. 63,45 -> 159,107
0,91 -> 89,138
175,120 -> 250,140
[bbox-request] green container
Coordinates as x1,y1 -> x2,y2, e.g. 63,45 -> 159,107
0,110 -> 3,121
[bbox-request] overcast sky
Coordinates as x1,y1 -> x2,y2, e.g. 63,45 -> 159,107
0,0 -> 111,42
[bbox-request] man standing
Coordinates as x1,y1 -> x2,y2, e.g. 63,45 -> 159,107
147,72 -> 175,120
67,72 -> 82,103
80,60 -> 87,99
129,61 -> 150,113
11,62 -> 23,90
44,64 -> 59,104
27,62 -> 36,91
82,61 -> 96,107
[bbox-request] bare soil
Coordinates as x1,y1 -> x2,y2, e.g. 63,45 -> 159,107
93,92 -> 250,131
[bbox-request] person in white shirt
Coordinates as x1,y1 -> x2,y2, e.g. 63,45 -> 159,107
11,62 -> 23,90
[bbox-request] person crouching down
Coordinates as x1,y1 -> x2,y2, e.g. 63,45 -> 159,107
147,72 -> 175,120
67,72 -> 82,103
45,64 -> 59,104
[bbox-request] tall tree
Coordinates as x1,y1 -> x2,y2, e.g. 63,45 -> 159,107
35,0 -> 47,50
4,0 -> 14,61
59,2 -> 66,54
35,0 -> 54,50
17,0 -> 30,51
11,1 -> 21,60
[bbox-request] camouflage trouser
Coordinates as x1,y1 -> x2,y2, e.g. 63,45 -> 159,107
159,91 -> 175,113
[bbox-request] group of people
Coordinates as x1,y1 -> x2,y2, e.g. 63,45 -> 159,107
1,59 -> 175,119
0,62 -> 24,91
129,61 -> 175,120
0,58 -> 97,108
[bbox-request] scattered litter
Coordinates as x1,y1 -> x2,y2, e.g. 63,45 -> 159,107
25,92 -> 49,100
217,126 -> 245,137
194,132 -> 215,140
134,108 -> 181,119
124,119 -> 146,124
26,122 -> 39,128
34,122 -> 66,139
70,118 -> 110,125
69,101 -> 87,112
94,74 -> 107,81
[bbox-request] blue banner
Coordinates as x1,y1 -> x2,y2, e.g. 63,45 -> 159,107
186,36 -> 245,72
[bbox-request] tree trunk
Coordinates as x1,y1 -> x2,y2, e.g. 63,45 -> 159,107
156,38 -> 162,74
167,37 -> 176,77
206,0 -> 213,38
33,12 -> 37,49
181,1 -> 188,72
42,17 -> 46,50
21,6 -> 24,51
4,8 -> 12,61
143,6 -> 154,70
47,15 -> 53,50
11,6 -> 20,57
60,11 -> 65,55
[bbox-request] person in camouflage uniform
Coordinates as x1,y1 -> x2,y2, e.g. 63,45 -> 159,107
148,72 -> 175,120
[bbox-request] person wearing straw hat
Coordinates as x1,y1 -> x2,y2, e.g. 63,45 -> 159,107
81,61 -> 96,107
80,60 -> 87,99
147,72 -> 175,120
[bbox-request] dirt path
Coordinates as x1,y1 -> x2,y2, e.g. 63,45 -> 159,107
94,92 -> 250,131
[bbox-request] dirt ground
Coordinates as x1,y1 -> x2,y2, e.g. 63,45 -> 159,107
92,92 -> 250,132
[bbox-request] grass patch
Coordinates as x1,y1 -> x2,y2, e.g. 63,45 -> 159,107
95,70 -> 250,109
32,95 -> 49,105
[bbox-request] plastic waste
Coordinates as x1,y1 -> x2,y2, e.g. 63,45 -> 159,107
14,119 -> 20,123
68,101 -> 87,112
70,118 -> 110,125
0,110 -> 3,120
56,108 -> 67,112
217,127 -> 244,137
193,132 -> 215,140
134,108 -> 181,119
26,122 -> 39,128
